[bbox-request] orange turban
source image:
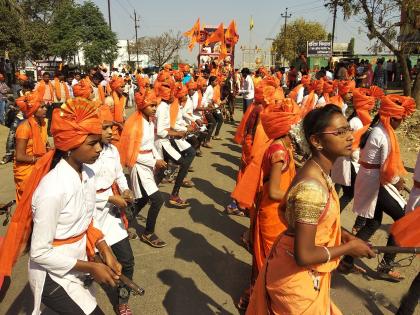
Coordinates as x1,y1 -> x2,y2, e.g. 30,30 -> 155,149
337,80 -> 355,96
186,81 -> 198,90
258,66 -> 269,77
173,70 -> 184,81
0,97 -> 103,279
311,79 -> 324,92
163,64 -> 172,71
15,92 -> 42,118
378,95 -> 416,184
144,90 -> 158,106
174,84 -> 188,99
301,75 -> 311,86
323,80 -> 335,94
260,98 -> 301,139
16,73 -> 28,81
110,77 -> 125,91
158,83 -> 172,101
137,76 -> 150,88
134,91 -> 147,111
73,80 -> 92,98
254,77 -> 279,105
196,76 -> 207,89
179,64 -> 190,72
157,71 -> 172,83
98,104 -> 114,123
353,86 -> 384,125
51,97 -> 102,152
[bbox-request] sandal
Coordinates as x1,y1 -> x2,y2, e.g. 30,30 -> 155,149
225,202 -> 245,216
377,263 -> 405,282
212,136 -> 222,140
140,233 -> 167,248
115,303 -> 133,315
196,150 -> 203,157
188,166 -> 194,172
237,290 -> 250,311
169,195 -> 190,208
337,260 -> 367,275
240,230 -> 251,252
182,179 -> 195,188
202,142 -> 212,148
127,229 -> 138,240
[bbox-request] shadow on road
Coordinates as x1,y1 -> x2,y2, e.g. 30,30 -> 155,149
158,269 -> 233,315
222,143 -> 242,154
4,282 -> 34,315
192,178 -> 231,208
211,151 -> 240,166
170,227 -> 250,306
212,163 -> 237,181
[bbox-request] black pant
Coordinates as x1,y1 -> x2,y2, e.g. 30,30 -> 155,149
157,143 -> 195,196
111,237 -> 135,305
397,272 -> 420,315
212,110 -> 223,137
343,186 -> 405,267
133,179 -> 164,234
243,98 -> 253,114
42,273 -> 105,315
204,112 -> 216,142
227,94 -> 235,116
337,163 -> 357,211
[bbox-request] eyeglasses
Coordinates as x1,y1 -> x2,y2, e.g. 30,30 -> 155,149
318,126 -> 353,137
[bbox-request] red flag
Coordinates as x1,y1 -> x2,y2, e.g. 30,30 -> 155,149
205,23 -> 225,46
184,18 -> 200,51
225,20 -> 239,45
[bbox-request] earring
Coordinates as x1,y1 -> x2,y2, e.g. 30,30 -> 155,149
67,150 -> 72,157
317,146 -> 323,151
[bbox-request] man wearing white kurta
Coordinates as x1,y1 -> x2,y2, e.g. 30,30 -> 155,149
155,88 -> 195,207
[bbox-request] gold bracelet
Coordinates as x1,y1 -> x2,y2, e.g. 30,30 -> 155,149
322,246 -> 331,263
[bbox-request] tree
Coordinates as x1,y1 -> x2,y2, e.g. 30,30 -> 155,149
328,0 -> 420,105
272,18 -> 328,65
131,31 -> 186,68
0,2 -> 26,60
348,37 -> 355,55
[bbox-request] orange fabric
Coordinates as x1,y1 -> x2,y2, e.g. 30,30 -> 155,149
53,78 -> 69,101
111,183 -> 129,230
212,84 -> 221,104
98,104 -> 113,123
184,18 -> 201,51
110,77 -> 124,91
288,83 -> 303,101
301,90 -> 317,117
323,80 -> 334,94
52,221 -> 104,259
253,145 -> 295,272
391,206 -> 420,247
13,118 -> 48,201
16,73 -> 28,81
234,103 -> 256,144
311,79 -> 324,93
118,111 -> 143,168
73,80 -> 92,98
231,120 -> 271,208
186,81 -> 197,90
337,80 -> 355,96
174,84 -> 188,99
247,188 -> 342,315
111,91 -> 126,123
157,83 -> 172,101
260,98 -> 301,139
170,98 -> 180,128
173,70 -> 183,82
97,85 -> 106,103
225,20 -> 239,45
35,80 -> 54,102
16,92 -> 42,118
0,98 -> 102,278
196,76 -> 207,89
205,23 -> 225,45
378,95 -> 416,184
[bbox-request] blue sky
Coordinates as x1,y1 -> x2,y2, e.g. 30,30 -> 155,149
89,0 -> 374,65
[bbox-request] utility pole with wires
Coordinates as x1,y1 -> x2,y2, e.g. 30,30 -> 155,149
133,10 -> 140,69
331,0 -> 338,55
281,7 -> 292,66
107,0 -> 111,29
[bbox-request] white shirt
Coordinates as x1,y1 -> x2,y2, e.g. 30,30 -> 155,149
183,96 -> 201,123
240,75 -> 254,100
201,85 -> 214,108
296,86 -> 305,104
88,144 -> 129,246
30,159 -> 98,314
71,78 -> 79,86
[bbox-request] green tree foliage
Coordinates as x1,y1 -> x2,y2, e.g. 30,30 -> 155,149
272,18 -> 327,64
348,37 -> 355,55
0,2 -> 26,60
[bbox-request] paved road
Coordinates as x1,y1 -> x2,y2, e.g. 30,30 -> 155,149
0,107 -> 418,315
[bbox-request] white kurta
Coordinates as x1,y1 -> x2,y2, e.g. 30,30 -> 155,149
406,152 -> 420,212
88,144 -> 129,246
183,96 -> 201,124
353,123 -> 405,218
331,116 -> 363,186
130,117 -> 162,199
201,85 -> 214,108
155,100 -> 189,160
29,159 -> 98,315
296,86 -> 305,104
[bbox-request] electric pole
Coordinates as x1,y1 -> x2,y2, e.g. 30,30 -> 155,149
331,0 -> 338,56
281,7 -> 292,66
133,10 -> 140,69
107,0 -> 111,29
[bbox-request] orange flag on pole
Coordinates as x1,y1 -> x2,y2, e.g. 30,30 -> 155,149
219,42 -> 228,61
184,18 -> 201,51
225,20 -> 239,45
205,23 -> 225,46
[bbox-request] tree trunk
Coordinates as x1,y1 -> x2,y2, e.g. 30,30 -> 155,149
397,53 -> 411,97
412,71 -> 420,109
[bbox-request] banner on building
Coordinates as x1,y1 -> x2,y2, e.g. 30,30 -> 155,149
307,41 -> 332,56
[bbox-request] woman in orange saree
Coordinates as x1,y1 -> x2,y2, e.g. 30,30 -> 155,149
247,105 -> 375,315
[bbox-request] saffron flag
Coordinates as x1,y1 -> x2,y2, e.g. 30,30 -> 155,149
225,20 -> 239,45
184,18 -> 201,51
250,16 -> 254,31
205,23 -> 225,46
391,206 -> 420,247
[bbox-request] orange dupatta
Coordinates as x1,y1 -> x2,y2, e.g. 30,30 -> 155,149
112,91 -> 126,123
391,206 -> 420,247
169,98 -> 179,128
54,78 -> 69,101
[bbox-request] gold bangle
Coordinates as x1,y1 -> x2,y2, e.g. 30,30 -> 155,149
322,246 -> 331,263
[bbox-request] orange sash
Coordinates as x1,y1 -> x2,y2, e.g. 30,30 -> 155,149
54,78 -> 69,101
36,81 -> 54,102
170,99 -> 179,128
391,206 -> 420,247
112,91 -> 126,123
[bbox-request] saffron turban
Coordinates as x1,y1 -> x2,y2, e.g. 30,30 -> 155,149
173,70 -> 184,81
378,94 -> 416,184
174,84 -> 188,99
323,80 -> 335,94
157,71 -> 172,83
98,104 -> 114,123
196,76 -> 207,89
73,80 -> 92,98
301,75 -> 311,86
163,64 -> 172,71
16,73 -> 28,81
158,83 -> 172,100
337,80 -> 355,96
51,97 -> 102,152
311,79 -> 324,92
353,86 -> 384,125
15,92 -> 42,118
110,77 -> 125,91
186,81 -> 198,90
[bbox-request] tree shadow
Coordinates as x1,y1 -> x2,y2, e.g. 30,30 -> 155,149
188,198 -> 248,247
158,269 -> 233,315
191,177 -> 231,208
170,227 -> 250,305
211,163 -> 237,181
222,143 -> 242,154
3,282 -> 34,315
212,151 -> 240,166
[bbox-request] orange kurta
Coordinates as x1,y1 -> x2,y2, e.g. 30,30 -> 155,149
247,178 -> 342,315
253,143 -> 296,272
13,120 -> 48,201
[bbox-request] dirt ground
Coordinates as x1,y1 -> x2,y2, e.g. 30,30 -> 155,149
0,104 -> 418,315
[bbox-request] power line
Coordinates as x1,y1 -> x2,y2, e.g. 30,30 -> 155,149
114,0 -> 132,19
281,8 -> 292,65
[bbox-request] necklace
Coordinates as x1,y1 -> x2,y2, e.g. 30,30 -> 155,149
311,159 -> 332,183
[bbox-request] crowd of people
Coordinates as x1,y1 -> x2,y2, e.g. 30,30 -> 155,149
0,58 -> 418,315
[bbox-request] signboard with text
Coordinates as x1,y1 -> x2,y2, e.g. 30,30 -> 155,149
307,41 -> 332,56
